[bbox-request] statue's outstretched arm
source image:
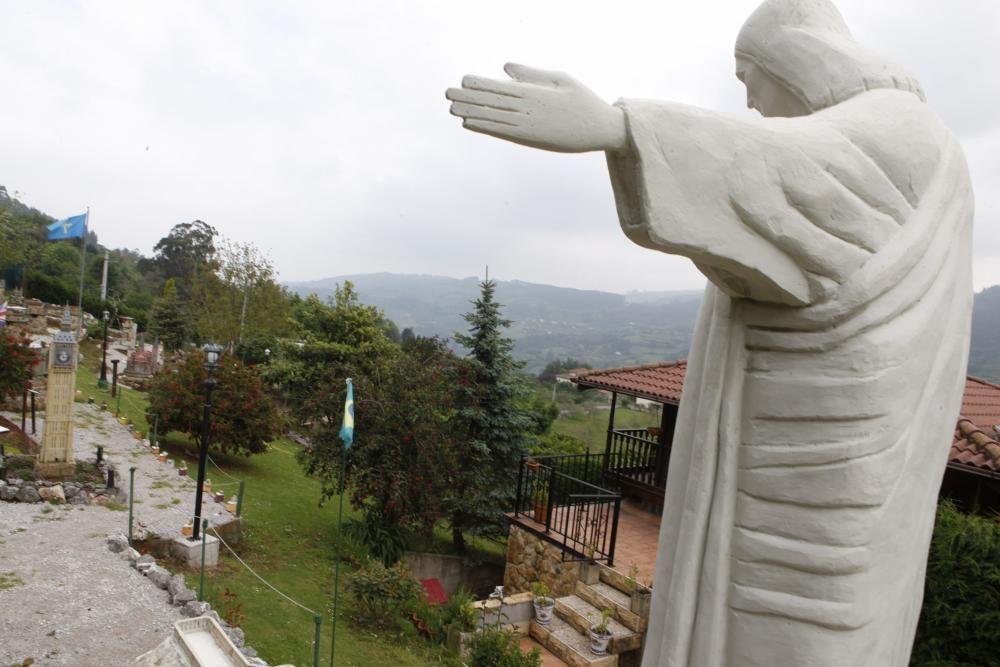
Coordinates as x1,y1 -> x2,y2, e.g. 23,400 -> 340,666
446,63 -> 627,154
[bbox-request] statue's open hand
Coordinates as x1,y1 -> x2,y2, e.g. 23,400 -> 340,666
446,63 -> 626,153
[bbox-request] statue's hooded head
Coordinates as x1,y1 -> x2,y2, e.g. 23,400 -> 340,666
735,0 -> 924,117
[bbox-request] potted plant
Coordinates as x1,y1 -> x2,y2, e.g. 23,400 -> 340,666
445,592 -> 479,658
589,608 -> 613,655
532,479 -> 549,523
181,523 -> 193,537
158,451 -> 168,463
178,463 -> 188,477
526,458 -> 541,471
151,444 -> 160,456
225,496 -> 237,513
531,581 -> 555,625
625,564 -> 652,616
202,479 -> 212,493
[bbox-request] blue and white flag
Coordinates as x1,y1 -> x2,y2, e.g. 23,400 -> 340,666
47,214 -> 87,240
339,379 -> 354,448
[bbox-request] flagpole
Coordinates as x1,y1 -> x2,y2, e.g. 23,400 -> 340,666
76,207 -> 89,339
330,378 -> 352,667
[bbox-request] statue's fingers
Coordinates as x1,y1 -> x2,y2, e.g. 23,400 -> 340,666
462,118 -> 524,140
450,102 -> 521,127
446,87 -> 523,112
504,62 -> 568,87
461,74 -> 525,98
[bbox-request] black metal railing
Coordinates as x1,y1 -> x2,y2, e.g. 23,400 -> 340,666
513,455 -> 622,565
605,428 -> 670,494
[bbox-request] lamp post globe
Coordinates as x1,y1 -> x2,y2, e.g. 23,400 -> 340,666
191,343 -> 223,541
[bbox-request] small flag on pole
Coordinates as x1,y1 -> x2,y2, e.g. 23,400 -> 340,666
47,214 -> 87,240
0,302 -> 6,328
338,379 -> 354,448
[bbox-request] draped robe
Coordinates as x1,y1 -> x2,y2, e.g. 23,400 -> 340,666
606,88 -> 973,666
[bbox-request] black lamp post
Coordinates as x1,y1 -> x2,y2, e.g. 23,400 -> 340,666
98,309 -> 110,389
191,343 -> 223,541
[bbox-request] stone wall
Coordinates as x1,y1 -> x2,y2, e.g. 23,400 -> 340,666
503,524 -> 579,596
404,552 -> 503,598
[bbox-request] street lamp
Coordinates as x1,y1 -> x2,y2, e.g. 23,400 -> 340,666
98,309 -> 110,389
191,342 -> 223,541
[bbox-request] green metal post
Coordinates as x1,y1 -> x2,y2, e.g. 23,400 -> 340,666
236,480 -> 246,517
313,614 -> 322,667
198,519 -> 208,601
128,466 -> 137,545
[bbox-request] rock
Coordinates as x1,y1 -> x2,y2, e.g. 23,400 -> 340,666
0,484 -> 16,502
106,534 -> 129,553
172,586 -> 196,606
63,483 -> 80,499
17,485 -> 40,503
89,495 -> 109,507
181,601 -> 211,618
69,491 -> 88,505
8,478 -> 22,486
240,646 -> 258,658
204,610 -> 227,627
247,658 -> 268,667
223,626 -> 245,648
122,547 -> 140,564
146,565 -> 172,589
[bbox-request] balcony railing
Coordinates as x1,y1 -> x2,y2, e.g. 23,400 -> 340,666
513,454 -> 622,565
605,428 -> 670,497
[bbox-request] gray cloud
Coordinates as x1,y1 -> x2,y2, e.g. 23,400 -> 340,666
0,0 -> 996,293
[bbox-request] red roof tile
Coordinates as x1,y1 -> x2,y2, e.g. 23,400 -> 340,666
571,362 -> 1000,476
570,361 -> 687,404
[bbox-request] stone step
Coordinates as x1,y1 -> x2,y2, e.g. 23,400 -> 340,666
575,581 -> 646,633
554,595 -> 643,654
530,616 -> 618,667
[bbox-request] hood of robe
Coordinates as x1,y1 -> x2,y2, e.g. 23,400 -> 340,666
735,0 -> 925,112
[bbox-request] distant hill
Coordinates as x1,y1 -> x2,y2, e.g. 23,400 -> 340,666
285,273 -> 702,373
287,273 -> 1000,380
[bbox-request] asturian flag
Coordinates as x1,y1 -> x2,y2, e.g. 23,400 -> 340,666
47,213 -> 87,240
0,302 -> 6,328
339,379 -> 354,448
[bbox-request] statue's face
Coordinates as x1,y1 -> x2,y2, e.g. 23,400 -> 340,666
736,57 -> 810,118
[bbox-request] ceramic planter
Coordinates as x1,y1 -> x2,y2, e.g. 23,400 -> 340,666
181,524 -> 193,537
213,491 -> 224,503
151,445 -> 160,456
225,499 -> 237,513
178,467 -> 188,477
589,627 -> 612,655
533,503 -> 548,524
202,480 -> 212,493
158,452 -> 168,463
533,598 -> 555,625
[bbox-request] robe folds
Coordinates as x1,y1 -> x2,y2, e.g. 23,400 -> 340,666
607,89 -> 973,667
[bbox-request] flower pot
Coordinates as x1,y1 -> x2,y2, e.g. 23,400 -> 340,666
225,499 -> 237,513
630,587 -> 652,617
213,491 -> 225,503
178,467 -> 188,477
134,431 -> 143,440
158,452 -> 168,463
589,627 -> 612,655
181,524 -> 193,537
151,446 -> 160,456
533,599 -> 555,625
579,560 -> 601,585
202,480 -> 212,493
533,503 -> 548,524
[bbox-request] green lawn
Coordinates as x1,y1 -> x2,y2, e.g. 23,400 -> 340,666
72,343 -> 463,665
552,405 -> 659,450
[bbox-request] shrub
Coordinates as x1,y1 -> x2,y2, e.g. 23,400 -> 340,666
442,589 -> 479,633
347,558 -> 422,630
0,329 -> 34,404
912,501 -> 1000,666
466,627 -> 541,667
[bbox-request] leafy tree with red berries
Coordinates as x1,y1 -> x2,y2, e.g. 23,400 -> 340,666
148,350 -> 281,456
0,329 -> 34,404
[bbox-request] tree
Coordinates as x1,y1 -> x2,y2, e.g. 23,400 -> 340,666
300,340 -> 465,562
538,358 -> 591,384
147,351 -> 281,457
448,279 -> 532,551
0,329 -> 34,404
148,279 -> 190,352
150,220 -> 218,298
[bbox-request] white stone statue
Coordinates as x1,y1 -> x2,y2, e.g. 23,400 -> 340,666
446,0 -> 974,665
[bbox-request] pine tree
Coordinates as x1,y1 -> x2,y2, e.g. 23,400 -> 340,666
149,278 -> 189,352
449,278 -> 531,552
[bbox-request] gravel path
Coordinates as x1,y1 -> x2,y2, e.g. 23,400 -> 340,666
0,402 -> 237,666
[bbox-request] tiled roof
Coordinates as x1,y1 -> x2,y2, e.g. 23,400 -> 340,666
571,361 -> 1000,477
951,377 -> 1000,475
569,361 -> 687,405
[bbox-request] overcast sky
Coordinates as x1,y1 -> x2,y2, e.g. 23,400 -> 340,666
1,1 -> 997,294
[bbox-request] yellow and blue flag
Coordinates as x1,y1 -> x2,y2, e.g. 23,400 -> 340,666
48,213 -> 87,240
339,379 -> 354,448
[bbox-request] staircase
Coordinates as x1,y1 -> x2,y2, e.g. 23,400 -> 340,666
529,564 -> 650,667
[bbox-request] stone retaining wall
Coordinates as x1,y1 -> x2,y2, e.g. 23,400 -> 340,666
503,524 -> 579,596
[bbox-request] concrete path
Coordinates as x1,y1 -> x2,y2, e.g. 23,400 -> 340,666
0,403 -> 236,666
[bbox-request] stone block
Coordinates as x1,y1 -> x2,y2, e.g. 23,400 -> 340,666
146,565 -> 172,589
16,485 -> 40,503
170,534 -> 220,568
181,601 -> 211,618
106,533 -> 129,553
